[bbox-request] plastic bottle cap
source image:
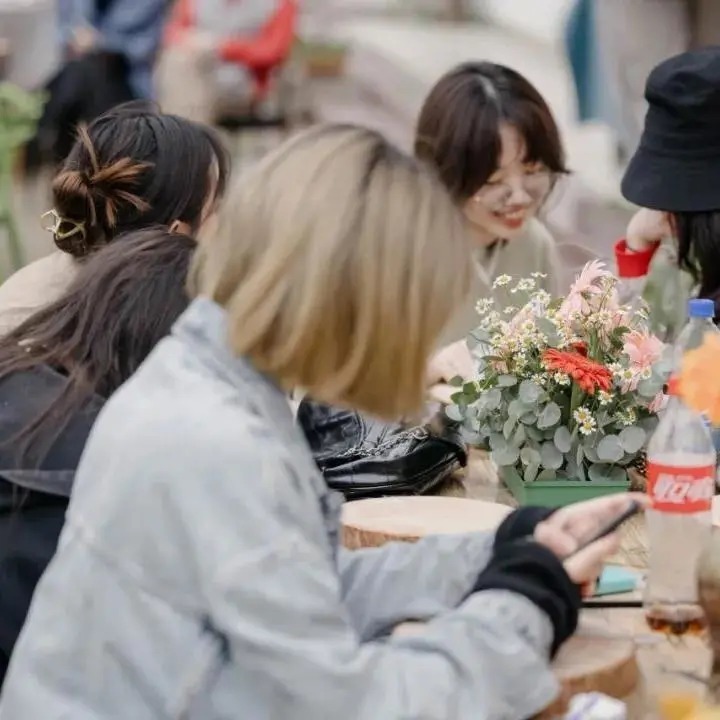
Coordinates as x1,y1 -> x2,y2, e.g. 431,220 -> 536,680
688,298 -> 715,319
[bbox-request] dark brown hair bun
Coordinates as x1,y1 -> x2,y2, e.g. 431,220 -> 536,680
51,125 -> 150,257
48,101 -> 229,258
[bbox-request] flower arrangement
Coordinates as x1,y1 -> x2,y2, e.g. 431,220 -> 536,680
448,261 -> 668,489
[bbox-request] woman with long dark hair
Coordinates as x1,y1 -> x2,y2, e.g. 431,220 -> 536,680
0,100 -> 228,335
0,227 -> 194,685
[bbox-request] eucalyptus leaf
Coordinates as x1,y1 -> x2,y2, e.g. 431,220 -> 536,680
483,388 -> 502,411
520,411 -> 538,425
553,426 -> 572,453
596,435 -> 624,463
524,463 -> 540,483
619,426 -> 646,454
535,317 -> 560,345
588,464 -> 627,483
520,447 -> 541,467
637,378 -> 661,398
492,445 -> 520,466
508,399 -> 524,421
576,444 -> 584,466
450,391 -> 465,406
540,442 -> 564,470
512,424 -> 527,448
583,443 -> 600,464
526,425 -> 545,442
519,379 -> 542,405
446,405 -> 464,422
537,469 -> 557,482
498,374 -> 518,387
538,402 -> 561,429
655,355 -> 673,375
448,375 -> 465,388
489,433 -> 507,450
503,417 -> 515,441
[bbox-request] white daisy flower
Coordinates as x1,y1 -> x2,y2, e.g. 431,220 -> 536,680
503,305 -> 518,315
511,278 -> 536,294
598,391 -> 613,407
475,298 -> 494,315
573,407 -> 593,425
617,409 -> 637,426
531,272 -> 548,280
554,373 -> 571,386
493,274 -> 512,288
579,419 -> 597,436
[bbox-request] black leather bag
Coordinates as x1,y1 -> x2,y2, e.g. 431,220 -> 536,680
296,400 -> 467,499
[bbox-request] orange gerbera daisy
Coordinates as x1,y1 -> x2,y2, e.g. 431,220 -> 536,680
680,333 -> 720,425
543,348 -> 613,395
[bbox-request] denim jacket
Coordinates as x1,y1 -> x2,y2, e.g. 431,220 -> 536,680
0,298 -> 559,719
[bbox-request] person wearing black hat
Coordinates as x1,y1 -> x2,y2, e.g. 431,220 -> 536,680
615,47 -> 720,341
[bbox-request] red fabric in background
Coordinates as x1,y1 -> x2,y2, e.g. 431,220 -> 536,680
164,0 -> 297,100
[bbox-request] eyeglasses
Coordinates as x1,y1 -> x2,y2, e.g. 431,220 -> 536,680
472,170 -> 556,211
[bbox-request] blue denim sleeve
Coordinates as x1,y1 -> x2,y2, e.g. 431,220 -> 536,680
337,533 -> 494,641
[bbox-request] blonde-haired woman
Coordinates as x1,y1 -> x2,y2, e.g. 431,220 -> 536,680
0,125 -> 641,719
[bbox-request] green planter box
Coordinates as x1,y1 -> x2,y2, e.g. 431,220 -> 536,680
501,466 -> 629,508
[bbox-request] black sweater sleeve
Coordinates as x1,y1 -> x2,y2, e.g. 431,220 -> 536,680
471,539 -> 580,656
494,506 -> 556,548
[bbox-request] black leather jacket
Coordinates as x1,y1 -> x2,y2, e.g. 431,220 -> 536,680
0,366 -> 103,686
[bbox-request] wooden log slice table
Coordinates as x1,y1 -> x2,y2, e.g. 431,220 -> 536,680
341,496 -> 511,549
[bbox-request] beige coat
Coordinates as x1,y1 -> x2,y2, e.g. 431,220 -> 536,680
439,219 -> 560,346
0,252 -> 78,336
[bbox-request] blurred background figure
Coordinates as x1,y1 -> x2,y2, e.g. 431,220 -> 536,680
57,0 -> 168,100
157,0 -> 297,124
565,0 -> 720,165
0,0 -> 58,90
22,0 -> 170,168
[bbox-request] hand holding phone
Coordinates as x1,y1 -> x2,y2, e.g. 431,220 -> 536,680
534,494 -> 648,588
565,500 -> 642,559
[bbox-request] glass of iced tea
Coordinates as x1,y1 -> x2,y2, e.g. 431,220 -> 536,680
657,692 -> 701,719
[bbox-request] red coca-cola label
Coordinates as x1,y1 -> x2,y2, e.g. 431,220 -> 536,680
646,462 -> 715,513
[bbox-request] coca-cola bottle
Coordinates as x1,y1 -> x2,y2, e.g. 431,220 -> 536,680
644,376 -> 716,634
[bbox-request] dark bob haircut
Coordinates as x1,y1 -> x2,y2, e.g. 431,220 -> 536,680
414,61 -> 567,201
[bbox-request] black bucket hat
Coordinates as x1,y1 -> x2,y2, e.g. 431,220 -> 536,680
622,46 -> 720,213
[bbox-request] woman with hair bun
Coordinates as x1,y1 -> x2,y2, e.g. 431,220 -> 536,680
0,227 -> 196,686
0,101 -> 229,335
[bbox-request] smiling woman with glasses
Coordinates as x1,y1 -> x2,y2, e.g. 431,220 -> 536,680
415,62 -> 568,366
